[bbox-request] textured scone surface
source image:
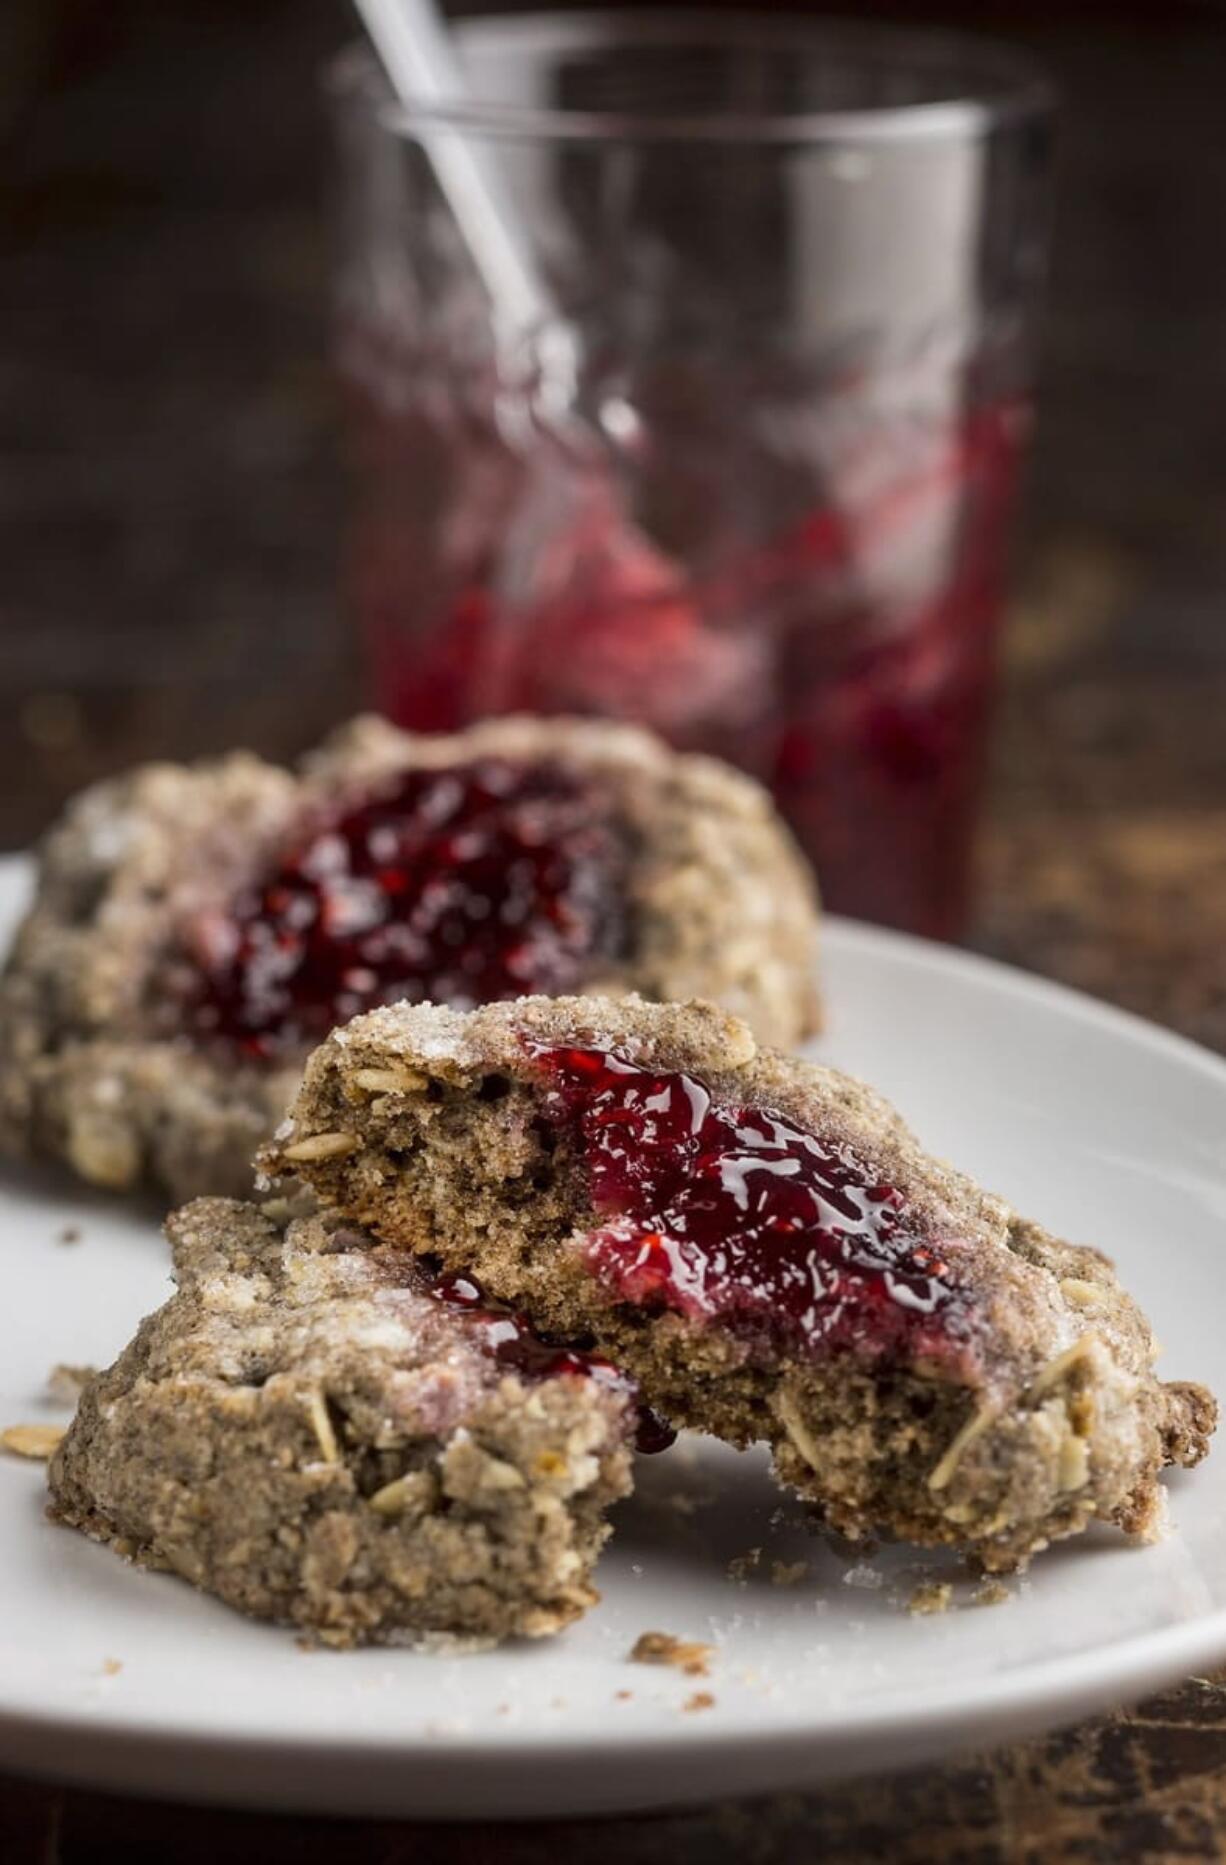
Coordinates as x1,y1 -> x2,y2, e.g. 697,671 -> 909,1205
0,753 -> 301,1200
267,996 -> 1216,1572
0,714 -> 818,1201
47,1197 -> 634,1646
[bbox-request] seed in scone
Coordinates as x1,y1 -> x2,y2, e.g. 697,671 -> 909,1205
2,1423 -> 66,1460
304,1389 -> 340,1463
776,1393 -> 823,1473
1060,1279 -> 1102,1308
1058,1433 -> 1091,1491
367,1472 -> 434,1517
282,1132 -> 360,1163
927,1402 -> 1000,1492
352,1067 -> 427,1095
1024,1334 -> 1099,1403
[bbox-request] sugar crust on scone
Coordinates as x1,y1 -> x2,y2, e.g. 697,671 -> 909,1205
0,715 -> 819,1201
47,1196 -> 634,1646
265,994 -> 1216,1573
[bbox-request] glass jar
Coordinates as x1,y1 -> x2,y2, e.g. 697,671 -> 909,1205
329,12 -> 1052,937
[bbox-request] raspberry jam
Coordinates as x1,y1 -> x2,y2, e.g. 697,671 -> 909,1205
182,758 -> 628,1060
529,1045 -> 976,1370
430,1268 -> 674,1453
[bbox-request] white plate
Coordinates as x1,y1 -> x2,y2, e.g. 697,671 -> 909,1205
2,850 -> 1225,1820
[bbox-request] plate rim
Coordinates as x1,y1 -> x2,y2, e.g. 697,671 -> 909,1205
4,1603 -> 1226,1819
820,911 -> 1226,1094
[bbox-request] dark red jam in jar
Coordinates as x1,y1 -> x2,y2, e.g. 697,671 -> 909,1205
356,399 -> 1025,940
430,1268 -> 674,1454
528,1044 -> 976,1372
181,758 -> 628,1060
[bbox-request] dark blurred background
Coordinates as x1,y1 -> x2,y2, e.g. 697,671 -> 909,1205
3,0 -> 1225,1030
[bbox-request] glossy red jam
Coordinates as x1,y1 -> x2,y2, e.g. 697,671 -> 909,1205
430,1269 -> 674,1453
529,1045 -> 976,1371
182,758 -> 627,1060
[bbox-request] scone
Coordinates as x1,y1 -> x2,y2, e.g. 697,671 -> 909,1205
265,994 -> 1216,1573
47,1196 -> 640,1646
0,714 -> 819,1201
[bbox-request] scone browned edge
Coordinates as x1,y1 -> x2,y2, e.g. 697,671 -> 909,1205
264,994 -> 1216,1573
0,713 -> 819,1202
47,1196 -> 634,1647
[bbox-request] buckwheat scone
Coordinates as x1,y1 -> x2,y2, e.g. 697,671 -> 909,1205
265,995 -> 1216,1573
47,1196 -> 637,1646
0,714 -> 819,1201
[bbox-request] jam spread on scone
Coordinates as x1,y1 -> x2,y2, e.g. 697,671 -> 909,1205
529,1044 -> 976,1373
429,1268 -> 675,1453
184,759 -> 630,1058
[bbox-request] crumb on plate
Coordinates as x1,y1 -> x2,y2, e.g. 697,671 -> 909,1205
2,1423 -> 65,1460
907,1580 -> 954,1616
771,1559 -> 809,1587
47,1364 -> 95,1405
628,1631 -> 715,1677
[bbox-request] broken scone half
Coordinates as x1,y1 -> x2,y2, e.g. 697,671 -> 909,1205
1,714 -> 818,1201
265,995 -> 1216,1573
47,1196 -> 639,1646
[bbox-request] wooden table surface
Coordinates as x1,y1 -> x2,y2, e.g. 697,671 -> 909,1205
3,0 -> 1226,1857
